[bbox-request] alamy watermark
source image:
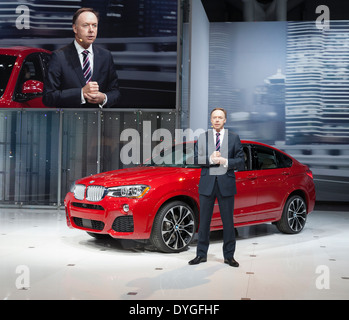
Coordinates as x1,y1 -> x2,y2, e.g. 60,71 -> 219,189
15,265 -> 30,290
14,4 -> 330,31
15,5 -> 30,30
120,121 -> 205,165
315,5 -> 330,31
12,264 -> 331,293
315,265 -> 330,290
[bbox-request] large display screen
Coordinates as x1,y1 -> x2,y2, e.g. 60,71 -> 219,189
208,19 -> 349,201
0,0 -> 178,108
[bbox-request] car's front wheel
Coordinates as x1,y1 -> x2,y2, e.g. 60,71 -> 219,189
276,195 -> 307,234
150,200 -> 197,253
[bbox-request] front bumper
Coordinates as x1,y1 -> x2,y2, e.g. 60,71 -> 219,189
64,192 -> 153,240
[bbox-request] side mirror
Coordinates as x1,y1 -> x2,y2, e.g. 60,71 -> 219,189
22,80 -> 43,94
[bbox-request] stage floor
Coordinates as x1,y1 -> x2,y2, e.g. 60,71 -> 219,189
1,204 -> 348,300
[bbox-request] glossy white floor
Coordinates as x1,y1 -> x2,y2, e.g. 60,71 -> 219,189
1,205 -> 348,300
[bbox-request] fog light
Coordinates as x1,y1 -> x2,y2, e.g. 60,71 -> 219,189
123,204 -> 130,213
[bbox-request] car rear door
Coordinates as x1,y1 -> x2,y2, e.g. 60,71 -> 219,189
211,144 -> 259,226
252,144 -> 292,220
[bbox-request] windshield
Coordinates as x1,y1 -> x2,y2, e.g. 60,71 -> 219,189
0,55 -> 17,98
143,142 -> 200,168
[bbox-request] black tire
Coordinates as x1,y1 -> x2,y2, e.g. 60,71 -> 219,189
275,195 -> 307,234
150,200 -> 196,253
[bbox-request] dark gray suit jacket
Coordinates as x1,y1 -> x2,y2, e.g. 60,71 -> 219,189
43,42 -> 120,108
194,129 -> 245,197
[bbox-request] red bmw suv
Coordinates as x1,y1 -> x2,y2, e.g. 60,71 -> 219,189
0,46 -> 51,108
64,140 -> 316,253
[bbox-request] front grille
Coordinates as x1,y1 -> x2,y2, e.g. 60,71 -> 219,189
86,186 -> 106,202
72,202 -> 104,211
73,217 -> 105,231
112,216 -> 134,233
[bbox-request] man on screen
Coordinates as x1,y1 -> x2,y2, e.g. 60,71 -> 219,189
43,7 -> 120,108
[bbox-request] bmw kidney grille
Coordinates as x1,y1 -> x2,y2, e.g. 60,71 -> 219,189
86,185 -> 106,202
74,185 -> 106,202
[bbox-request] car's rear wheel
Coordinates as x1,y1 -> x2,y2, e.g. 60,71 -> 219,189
150,201 -> 196,253
276,195 -> 307,234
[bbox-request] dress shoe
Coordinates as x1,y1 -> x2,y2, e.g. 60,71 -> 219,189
224,258 -> 239,267
188,256 -> 207,265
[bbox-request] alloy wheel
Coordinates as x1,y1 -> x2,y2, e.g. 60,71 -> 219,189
161,204 -> 195,251
286,197 -> 307,232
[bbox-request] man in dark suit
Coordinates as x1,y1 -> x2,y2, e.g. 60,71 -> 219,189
189,108 -> 245,267
43,8 -> 120,108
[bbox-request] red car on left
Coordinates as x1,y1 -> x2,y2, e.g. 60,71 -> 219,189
0,46 -> 51,108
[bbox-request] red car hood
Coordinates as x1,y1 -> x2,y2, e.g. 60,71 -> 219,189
76,166 -> 198,188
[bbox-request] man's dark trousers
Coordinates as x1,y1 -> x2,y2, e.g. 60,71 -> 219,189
196,178 -> 236,260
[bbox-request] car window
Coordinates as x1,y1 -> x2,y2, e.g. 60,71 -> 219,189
275,150 -> 293,168
144,143 -> 252,170
15,53 -> 45,95
0,55 -> 17,98
253,145 -> 278,170
143,143 -> 200,168
252,145 -> 292,170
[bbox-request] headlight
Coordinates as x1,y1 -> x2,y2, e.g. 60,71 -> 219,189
107,185 -> 150,199
69,182 -> 76,193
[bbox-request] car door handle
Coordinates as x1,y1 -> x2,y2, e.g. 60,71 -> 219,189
282,172 -> 290,176
247,174 -> 257,180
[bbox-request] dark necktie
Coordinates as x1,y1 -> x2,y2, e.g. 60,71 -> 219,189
216,132 -> 220,152
82,50 -> 92,83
